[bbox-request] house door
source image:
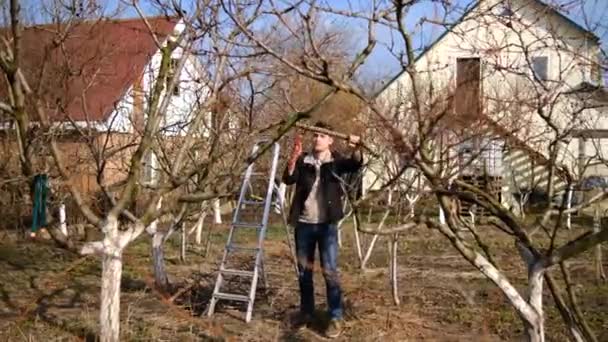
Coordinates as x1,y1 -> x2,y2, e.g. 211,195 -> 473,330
455,57 -> 481,119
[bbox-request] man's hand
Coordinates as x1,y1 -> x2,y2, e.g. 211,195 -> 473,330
288,133 -> 303,174
347,135 -> 361,148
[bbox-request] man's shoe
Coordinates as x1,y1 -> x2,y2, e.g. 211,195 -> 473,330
293,313 -> 313,331
325,318 -> 343,338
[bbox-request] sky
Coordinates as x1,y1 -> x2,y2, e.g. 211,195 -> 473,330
315,0 -> 608,86
17,0 -> 608,87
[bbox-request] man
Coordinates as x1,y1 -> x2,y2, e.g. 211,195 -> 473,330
283,121 -> 363,338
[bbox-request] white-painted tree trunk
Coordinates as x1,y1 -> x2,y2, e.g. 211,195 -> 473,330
390,234 -> 400,305
525,264 -> 545,342
519,193 -> 530,219
439,205 -> 446,224
336,200 -> 351,248
565,186 -> 573,230
147,198 -> 163,234
213,199 -> 222,224
471,253 -> 542,339
59,202 -> 68,237
406,193 -> 419,219
194,210 -> 206,245
152,232 -> 170,290
180,223 -> 186,262
469,209 -> 476,227
593,211 -> 606,282
516,242 -> 545,342
275,183 -> 286,214
361,210 -> 391,270
361,234 -> 380,270
352,214 -> 363,266
204,220 -> 215,258
100,250 -> 123,342
81,217 -> 146,342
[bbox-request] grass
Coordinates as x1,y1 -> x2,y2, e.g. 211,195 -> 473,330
0,216 -> 606,341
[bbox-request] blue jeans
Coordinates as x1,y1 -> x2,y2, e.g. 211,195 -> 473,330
295,222 -> 342,320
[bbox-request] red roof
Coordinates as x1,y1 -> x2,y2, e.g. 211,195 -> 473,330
1,16 -> 178,122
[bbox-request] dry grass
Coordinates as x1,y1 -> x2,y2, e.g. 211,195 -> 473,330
0,220 -> 607,341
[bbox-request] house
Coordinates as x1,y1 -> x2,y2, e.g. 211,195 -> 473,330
364,0 -> 607,212
0,16 -> 209,206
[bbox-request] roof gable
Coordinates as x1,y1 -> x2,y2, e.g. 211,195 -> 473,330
1,16 -> 178,123
373,0 -> 599,99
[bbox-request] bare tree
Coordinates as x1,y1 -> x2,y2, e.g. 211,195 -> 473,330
217,1 -> 608,341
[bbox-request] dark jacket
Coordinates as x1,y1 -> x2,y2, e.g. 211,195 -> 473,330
282,150 -> 363,226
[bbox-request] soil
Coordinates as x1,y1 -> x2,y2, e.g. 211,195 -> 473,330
0,221 -> 606,341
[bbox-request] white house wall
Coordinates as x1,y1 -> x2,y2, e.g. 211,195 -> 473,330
367,0 -> 603,194
141,42 -> 210,137
102,21 -> 211,137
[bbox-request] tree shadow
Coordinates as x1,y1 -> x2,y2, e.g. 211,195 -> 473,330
177,270 -> 278,319
280,309 -> 333,341
121,273 -> 148,293
33,284 -> 98,341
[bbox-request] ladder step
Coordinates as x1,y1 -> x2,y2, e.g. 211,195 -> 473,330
233,222 -> 263,229
213,292 -> 250,302
221,268 -> 255,277
241,200 -> 265,206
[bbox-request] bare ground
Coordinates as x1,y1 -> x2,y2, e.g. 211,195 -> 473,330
0,222 -> 606,341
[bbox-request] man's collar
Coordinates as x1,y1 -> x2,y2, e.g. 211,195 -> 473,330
303,151 -> 333,165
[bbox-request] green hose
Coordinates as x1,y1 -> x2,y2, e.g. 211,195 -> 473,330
31,174 -> 48,233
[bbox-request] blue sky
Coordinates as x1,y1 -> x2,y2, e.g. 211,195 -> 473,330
22,0 -> 608,85
315,0 -> 607,85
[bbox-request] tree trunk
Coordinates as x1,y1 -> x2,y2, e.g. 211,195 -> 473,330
593,212 -> 606,282
546,265 -> 595,342
361,234 -> 379,270
439,205 -> 446,224
361,210 -> 390,270
180,223 -> 186,262
352,214 -> 363,266
194,211 -> 206,245
152,232 -> 170,291
525,265 -> 545,342
100,250 -> 123,342
390,234 -> 400,305
213,199 -> 222,224
336,201 -> 349,248
595,243 -> 605,283
565,186 -> 573,230
204,221 -> 215,259
59,202 -> 68,237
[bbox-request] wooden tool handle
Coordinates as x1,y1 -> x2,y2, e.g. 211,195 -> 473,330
293,122 -> 375,155
294,122 -> 349,141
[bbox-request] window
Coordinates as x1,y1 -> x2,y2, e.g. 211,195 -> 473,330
531,56 -> 549,81
167,58 -> 180,96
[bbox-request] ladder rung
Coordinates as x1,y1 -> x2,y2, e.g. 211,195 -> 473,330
221,268 -> 255,277
233,222 -> 263,229
249,172 -> 267,177
213,292 -> 250,302
241,200 -> 265,206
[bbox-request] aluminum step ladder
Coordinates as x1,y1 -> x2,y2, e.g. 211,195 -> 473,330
206,140 -> 282,323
